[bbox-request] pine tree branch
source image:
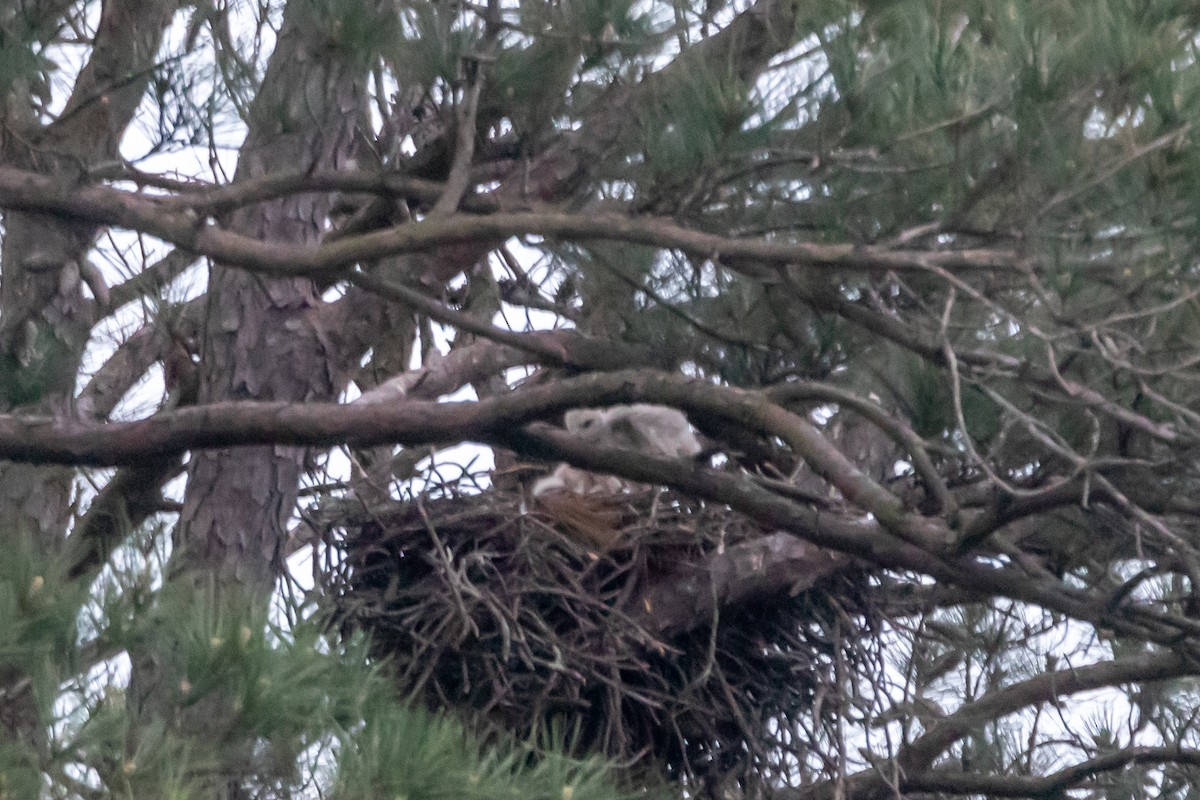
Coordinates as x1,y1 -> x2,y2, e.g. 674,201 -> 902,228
899,746 -> 1200,798
0,369 -> 1195,652
782,652 -> 1196,800
0,164 -> 1025,278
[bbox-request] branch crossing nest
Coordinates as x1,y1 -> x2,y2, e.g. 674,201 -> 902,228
324,485 -> 878,790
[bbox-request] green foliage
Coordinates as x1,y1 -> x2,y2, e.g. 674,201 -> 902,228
800,0 -> 1200,239
392,4 -> 481,88
484,0 -> 654,138
292,0 -> 399,70
0,352 -> 40,410
0,7 -> 57,108
0,557 -> 645,800
0,325 -> 77,409
390,0 -> 652,128
0,535 -> 85,718
491,36 -> 582,139
16,0 -> 1200,795
555,0 -> 653,65
639,64 -> 769,178
0,744 -> 41,800
517,0 -> 651,56
333,703 -> 636,800
890,353 -> 955,439
0,39 -> 45,106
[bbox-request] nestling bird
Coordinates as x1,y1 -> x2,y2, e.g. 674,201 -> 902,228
566,404 -> 703,457
532,404 -> 702,496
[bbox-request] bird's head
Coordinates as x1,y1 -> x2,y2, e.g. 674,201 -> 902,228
564,408 -> 606,435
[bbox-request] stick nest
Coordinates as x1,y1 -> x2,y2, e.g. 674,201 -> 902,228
323,483 -> 878,791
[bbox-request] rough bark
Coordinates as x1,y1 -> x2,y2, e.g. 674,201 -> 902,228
0,0 -> 179,545
120,5 -> 377,795
169,10 -> 369,594
0,0 -> 180,752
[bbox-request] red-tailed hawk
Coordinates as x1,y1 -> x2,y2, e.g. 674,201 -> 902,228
532,404 -> 702,496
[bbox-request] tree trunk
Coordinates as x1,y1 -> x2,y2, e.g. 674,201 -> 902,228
124,4 -> 375,795
0,0 -> 180,751
170,10 -> 368,594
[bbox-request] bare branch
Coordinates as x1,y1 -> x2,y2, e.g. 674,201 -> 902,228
348,270 -> 664,370
785,652 -> 1195,800
354,330 -> 663,405
0,165 -> 1024,281
767,382 -> 955,519
901,746 -> 1200,798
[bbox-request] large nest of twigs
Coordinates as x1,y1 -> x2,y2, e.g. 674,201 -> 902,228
324,483 -> 878,790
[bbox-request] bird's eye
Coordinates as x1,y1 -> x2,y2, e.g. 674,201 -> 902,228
580,419 -> 595,428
